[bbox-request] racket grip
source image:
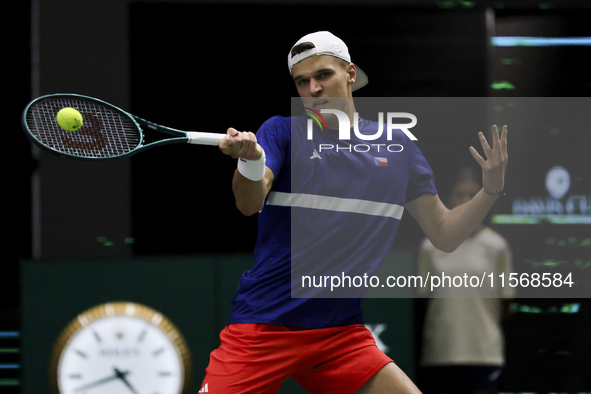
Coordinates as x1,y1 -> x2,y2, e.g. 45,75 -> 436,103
186,132 -> 226,146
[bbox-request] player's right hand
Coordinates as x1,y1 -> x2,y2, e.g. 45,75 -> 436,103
219,127 -> 263,161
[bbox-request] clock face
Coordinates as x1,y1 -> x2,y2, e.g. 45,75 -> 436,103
545,165 -> 570,199
51,303 -> 190,394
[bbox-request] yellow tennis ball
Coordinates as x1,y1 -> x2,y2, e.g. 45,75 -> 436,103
56,107 -> 83,131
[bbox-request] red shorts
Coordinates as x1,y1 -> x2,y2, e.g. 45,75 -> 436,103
199,323 -> 393,394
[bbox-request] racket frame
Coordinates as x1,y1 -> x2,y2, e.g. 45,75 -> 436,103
22,93 -> 222,161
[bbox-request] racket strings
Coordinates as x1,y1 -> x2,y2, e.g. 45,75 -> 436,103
25,97 -> 141,158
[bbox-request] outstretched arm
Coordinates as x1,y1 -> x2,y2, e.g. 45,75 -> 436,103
405,125 -> 508,253
219,127 -> 274,216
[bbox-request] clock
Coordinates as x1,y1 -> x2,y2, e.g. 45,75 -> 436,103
545,165 -> 570,199
49,302 -> 192,394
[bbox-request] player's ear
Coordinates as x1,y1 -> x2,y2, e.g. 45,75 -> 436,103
347,63 -> 357,85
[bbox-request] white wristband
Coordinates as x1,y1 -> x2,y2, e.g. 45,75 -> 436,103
237,150 -> 266,181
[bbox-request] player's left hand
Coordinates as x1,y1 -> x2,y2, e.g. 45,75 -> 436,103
469,125 -> 508,193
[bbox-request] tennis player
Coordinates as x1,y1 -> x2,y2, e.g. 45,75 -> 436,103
206,31 -> 508,394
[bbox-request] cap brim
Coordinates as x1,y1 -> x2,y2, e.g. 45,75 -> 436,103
352,66 -> 368,92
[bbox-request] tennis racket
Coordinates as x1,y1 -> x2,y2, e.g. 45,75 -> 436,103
22,93 -> 226,161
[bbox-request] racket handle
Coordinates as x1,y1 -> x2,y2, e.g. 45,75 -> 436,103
186,132 -> 226,146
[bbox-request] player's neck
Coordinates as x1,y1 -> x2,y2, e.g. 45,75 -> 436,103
325,101 -> 358,130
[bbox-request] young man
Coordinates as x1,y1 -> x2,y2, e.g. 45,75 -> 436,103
205,31 -> 508,393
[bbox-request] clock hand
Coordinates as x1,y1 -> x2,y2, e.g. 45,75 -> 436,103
115,367 -> 140,394
72,370 -> 122,392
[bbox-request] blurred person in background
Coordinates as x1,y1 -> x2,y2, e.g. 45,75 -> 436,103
417,167 -> 514,394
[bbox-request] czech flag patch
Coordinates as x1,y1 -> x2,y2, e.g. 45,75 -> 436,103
374,157 -> 388,167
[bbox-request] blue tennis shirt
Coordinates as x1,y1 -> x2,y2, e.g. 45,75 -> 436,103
227,115 -> 437,329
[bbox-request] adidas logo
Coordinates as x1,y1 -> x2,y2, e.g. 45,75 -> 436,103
310,149 -> 322,160
199,383 -> 209,392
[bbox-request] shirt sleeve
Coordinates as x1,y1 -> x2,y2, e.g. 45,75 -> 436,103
405,141 -> 437,204
256,116 -> 290,184
497,238 -> 515,299
416,238 -> 434,297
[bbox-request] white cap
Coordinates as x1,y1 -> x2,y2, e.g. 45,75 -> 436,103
287,31 -> 368,92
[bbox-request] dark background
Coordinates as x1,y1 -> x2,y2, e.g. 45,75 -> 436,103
8,0 -> 591,393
